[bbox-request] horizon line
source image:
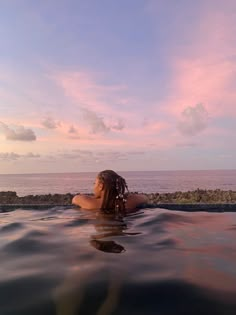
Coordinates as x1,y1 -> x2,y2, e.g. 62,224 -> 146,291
0,169 -> 236,176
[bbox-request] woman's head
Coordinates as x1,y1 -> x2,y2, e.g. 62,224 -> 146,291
94,170 -> 128,213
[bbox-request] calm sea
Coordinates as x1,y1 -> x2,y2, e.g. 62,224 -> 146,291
0,170 -> 235,196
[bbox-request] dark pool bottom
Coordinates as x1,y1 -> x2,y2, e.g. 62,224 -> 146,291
0,206 -> 236,315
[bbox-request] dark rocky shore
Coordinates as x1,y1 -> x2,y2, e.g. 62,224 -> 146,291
1,189 -> 236,206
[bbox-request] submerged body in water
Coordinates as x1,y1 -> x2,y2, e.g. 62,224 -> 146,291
1,205 -> 236,315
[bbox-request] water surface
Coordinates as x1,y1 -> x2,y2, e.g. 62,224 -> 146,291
0,207 -> 236,315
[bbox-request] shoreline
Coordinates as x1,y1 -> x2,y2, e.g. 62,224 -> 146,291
0,189 -> 236,206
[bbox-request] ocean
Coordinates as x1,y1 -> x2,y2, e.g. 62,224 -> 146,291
1,170 -> 236,315
0,169 -> 236,196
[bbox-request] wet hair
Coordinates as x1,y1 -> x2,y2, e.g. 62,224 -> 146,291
97,170 -> 129,213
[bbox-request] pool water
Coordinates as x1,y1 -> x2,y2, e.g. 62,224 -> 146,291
0,206 -> 236,315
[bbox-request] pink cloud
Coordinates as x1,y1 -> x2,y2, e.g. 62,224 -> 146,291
50,70 -> 139,125
1,66 -> 173,149
161,5 -> 236,120
52,71 -> 127,113
166,58 -> 236,118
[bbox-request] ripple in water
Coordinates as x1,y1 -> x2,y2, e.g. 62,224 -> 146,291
0,207 -> 236,314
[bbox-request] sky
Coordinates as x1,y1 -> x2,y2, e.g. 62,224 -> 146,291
0,0 -> 236,174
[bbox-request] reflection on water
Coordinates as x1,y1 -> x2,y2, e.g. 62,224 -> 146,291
90,240 -> 125,254
0,206 -> 236,314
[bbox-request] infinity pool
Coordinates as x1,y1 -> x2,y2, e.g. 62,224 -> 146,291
1,206 -> 236,315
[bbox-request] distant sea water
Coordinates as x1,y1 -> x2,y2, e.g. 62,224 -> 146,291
0,169 -> 236,196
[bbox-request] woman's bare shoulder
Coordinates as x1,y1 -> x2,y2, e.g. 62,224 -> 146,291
126,193 -> 148,209
72,194 -> 101,210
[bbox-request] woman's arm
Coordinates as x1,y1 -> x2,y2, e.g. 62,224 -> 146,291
126,194 -> 148,209
72,194 -> 100,210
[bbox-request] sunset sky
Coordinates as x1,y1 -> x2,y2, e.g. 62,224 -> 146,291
0,0 -> 236,174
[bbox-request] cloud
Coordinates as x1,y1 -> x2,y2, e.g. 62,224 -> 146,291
52,71 -> 126,113
59,153 -> 83,160
81,108 -> 110,134
177,104 -> 209,136
59,149 -> 93,160
0,122 -> 36,141
0,152 -> 20,161
127,151 -> 145,155
58,150 -> 145,163
94,151 -> 127,161
81,108 -> 125,134
176,142 -> 199,148
51,70 -> 130,130
158,3 -> 236,123
68,125 -> 78,134
41,116 -> 60,129
72,149 -> 93,156
111,118 -> 125,131
24,152 -> 40,158
0,152 -> 40,161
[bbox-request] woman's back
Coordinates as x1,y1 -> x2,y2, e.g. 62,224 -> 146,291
72,170 -> 147,212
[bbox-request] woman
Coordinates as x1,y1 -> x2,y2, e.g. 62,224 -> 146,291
72,170 -> 147,212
